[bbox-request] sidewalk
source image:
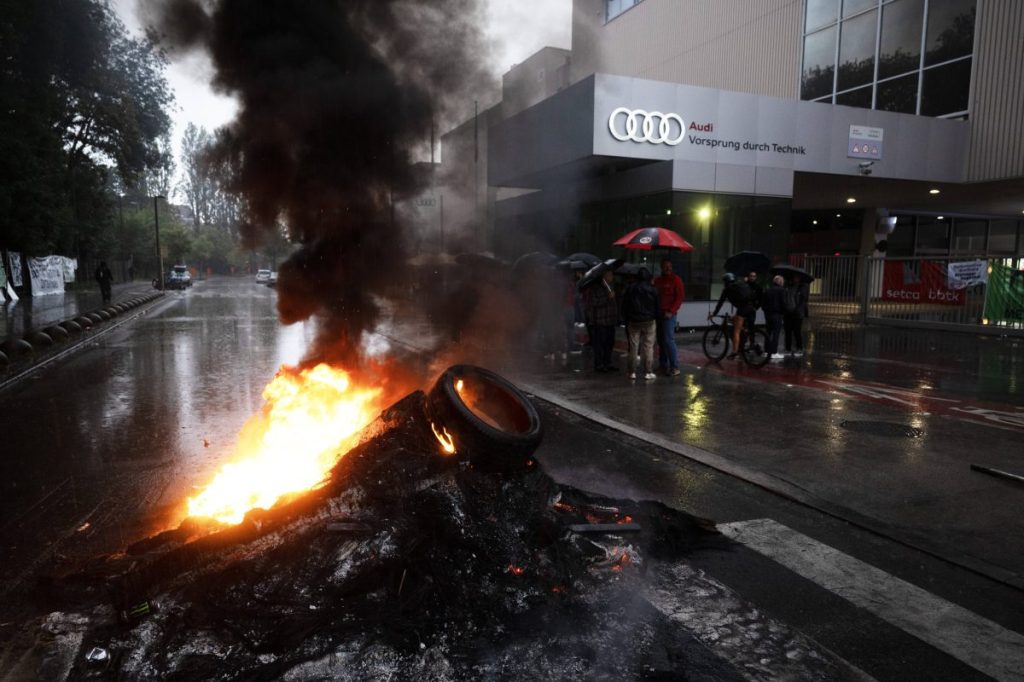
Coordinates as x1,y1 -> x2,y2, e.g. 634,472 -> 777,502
1,281 -> 155,340
507,321 -> 1024,590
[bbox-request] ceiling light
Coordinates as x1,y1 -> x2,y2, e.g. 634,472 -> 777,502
835,213 -> 841,218
846,197 -> 856,204
929,188 -> 940,195
938,216 -> 944,220
697,206 -> 712,221
812,220 -> 818,225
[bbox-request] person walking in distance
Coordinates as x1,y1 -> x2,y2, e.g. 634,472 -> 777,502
621,267 -> 660,381
586,269 -> 619,373
654,258 -> 684,376
763,275 -> 787,360
94,260 -> 113,304
709,273 -> 754,359
783,276 -> 809,357
744,271 -> 763,335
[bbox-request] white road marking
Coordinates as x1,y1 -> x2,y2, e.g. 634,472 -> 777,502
646,564 -> 874,681
719,518 -> 1024,682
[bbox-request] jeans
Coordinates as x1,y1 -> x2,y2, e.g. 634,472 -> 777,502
592,325 -> 615,369
656,315 -> 678,370
626,320 -> 656,375
766,313 -> 783,355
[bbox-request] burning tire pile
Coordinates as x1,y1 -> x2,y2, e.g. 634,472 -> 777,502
25,368 -> 729,680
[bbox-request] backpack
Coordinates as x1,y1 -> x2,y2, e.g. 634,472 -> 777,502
783,286 -> 798,314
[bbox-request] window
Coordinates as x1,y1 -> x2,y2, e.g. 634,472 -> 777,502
952,219 -> 986,253
800,0 -> 975,117
925,0 -> 975,66
988,221 -> 1018,255
806,0 -> 839,32
921,58 -> 972,116
887,215 -> 916,256
836,85 -> 872,108
802,27 -> 838,100
916,217 -> 949,254
837,10 -> 877,91
842,0 -> 876,18
878,0 -> 923,79
876,72 -> 918,113
607,0 -> 643,22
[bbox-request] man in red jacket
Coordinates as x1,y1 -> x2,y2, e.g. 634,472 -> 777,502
653,258 -> 684,376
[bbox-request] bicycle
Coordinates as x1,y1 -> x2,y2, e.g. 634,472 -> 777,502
702,314 -> 770,368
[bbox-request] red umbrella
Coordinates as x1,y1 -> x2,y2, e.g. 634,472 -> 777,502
613,227 -> 694,252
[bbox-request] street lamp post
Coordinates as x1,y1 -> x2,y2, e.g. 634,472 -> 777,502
154,195 -> 165,290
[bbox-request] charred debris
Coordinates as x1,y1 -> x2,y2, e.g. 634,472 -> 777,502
32,368 -> 723,679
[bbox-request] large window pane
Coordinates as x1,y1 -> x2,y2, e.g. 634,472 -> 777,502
988,220 -> 1018,255
802,27 -> 837,100
879,0 -> 923,79
876,72 -> 918,113
887,215 -> 916,256
921,58 -> 971,116
952,219 -> 986,254
916,217 -> 949,254
925,0 -> 975,66
836,84 -> 872,108
843,0 -> 877,18
806,0 -> 839,32
837,10 -> 877,91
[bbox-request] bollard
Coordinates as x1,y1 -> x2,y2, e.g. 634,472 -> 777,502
1,338 -> 34,358
45,326 -> 69,342
75,316 -> 95,329
25,331 -> 54,348
0,350 -> 8,367
60,320 -> 83,334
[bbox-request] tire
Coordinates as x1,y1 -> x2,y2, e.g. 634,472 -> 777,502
702,326 -> 728,361
742,328 -> 770,368
426,365 -> 543,474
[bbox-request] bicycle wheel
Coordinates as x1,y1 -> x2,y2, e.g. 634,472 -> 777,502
741,328 -> 770,367
702,325 -> 728,361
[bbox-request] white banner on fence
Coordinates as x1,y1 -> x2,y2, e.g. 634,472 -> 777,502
28,256 -> 67,296
8,252 -> 23,287
61,256 -> 78,283
946,260 -> 988,290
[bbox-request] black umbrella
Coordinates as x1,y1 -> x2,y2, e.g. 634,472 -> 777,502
556,259 -> 591,272
577,258 -> 625,291
511,252 -> 559,277
724,251 -> 771,276
613,262 -> 643,277
769,263 -> 815,284
564,252 -> 601,267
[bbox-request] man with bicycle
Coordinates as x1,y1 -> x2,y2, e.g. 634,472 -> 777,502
709,272 -> 755,359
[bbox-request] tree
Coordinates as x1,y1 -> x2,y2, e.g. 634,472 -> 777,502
0,0 -> 174,262
179,123 -> 216,228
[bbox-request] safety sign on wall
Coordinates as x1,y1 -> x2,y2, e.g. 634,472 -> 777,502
848,125 -> 883,160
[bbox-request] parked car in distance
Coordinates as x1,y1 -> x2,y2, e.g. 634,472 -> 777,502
267,271 -> 278,287
255,269 -> 272,283
167,265 -> 192,290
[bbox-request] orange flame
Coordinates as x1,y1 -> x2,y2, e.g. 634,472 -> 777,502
186,363 -> 382,525
431,422 -> 456,454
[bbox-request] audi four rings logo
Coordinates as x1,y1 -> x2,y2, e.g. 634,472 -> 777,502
608,107 -> 686,146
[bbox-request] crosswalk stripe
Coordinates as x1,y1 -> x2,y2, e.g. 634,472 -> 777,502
719,518 -> 1024,682
646,563 -> 875,681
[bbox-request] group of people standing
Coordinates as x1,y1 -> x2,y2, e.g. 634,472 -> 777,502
584,259 -> 685,380
712,270 -> 808,360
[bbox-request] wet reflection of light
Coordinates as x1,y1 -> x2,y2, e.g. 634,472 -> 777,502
840,370 -> 851,379
679,376 -> 708,442
918,382 -> 933,391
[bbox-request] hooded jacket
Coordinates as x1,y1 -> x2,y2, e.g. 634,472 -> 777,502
621,268 -> 659,323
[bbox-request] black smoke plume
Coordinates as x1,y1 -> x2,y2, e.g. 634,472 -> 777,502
142,0 -> 491,374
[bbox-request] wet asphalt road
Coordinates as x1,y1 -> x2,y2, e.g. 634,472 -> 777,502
1,277 -> 1022,680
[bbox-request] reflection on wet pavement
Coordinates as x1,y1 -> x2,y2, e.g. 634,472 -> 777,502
0,278 -> 309,591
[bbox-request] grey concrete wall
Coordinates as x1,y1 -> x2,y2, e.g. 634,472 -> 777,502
571,0 -> 803,98
967,0 -> 1024,181
502,48 -> 572,119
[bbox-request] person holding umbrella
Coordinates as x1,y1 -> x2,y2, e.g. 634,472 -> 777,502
621,267 -> 660,380
585,269 -> 619,372
653,258 -> 684,376
783,275 -> 809,357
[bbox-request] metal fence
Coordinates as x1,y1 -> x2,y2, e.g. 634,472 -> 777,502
787,254 -> 1024,336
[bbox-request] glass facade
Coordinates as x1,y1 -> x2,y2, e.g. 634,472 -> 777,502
801,0 -> 976,118
887,215 -> 1024,256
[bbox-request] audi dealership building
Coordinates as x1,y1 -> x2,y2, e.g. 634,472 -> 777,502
441,0 -> 1024,304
